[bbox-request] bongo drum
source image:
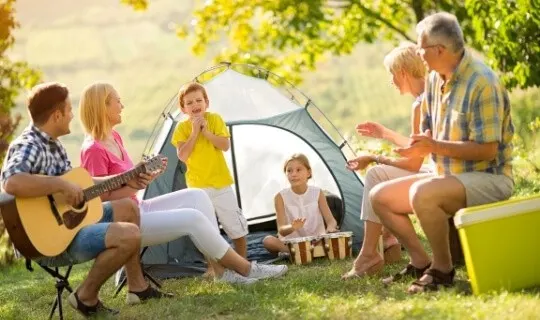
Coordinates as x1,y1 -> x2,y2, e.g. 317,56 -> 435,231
322,231 -> 353,260
283,236 -> 317,265
311,237 -> 326,258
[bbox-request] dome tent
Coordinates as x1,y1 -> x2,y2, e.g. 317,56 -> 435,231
138,63 -> 365,278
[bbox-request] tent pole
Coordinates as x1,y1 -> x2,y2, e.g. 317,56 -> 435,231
229,125 -> 242,209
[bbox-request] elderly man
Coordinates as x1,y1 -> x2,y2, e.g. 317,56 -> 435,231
369,12 -> 514,293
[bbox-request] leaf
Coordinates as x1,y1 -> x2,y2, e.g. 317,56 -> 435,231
122,0 -> 539,90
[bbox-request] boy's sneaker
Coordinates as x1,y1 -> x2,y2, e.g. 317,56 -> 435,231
68,291 -> 119,318
126,285 -> 174,305
216,269 -> 258,285
247,261 -> 288,280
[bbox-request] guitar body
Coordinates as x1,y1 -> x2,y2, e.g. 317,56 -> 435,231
0,168 -> 103,259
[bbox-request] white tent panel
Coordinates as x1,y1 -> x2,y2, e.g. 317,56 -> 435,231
203,69 -> 300,122
223,124 -> 340,222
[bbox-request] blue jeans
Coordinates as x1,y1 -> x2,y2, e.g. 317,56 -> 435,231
37,202 -> 114,267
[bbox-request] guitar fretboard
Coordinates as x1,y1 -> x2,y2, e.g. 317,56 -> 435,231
83,165 -> 146,201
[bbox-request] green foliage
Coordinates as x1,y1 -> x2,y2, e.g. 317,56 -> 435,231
0,0 -> 41,113
125,0 -> 540,89
119,0 -> 148,11
0,0 -> 41,267
512,117 -> 540,197
466,0 -> 540,89
171,0 -> 420,84
0,0 -> 41,163
509,90 -> 540,197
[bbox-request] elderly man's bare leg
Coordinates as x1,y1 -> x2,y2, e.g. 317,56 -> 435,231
407,176 -> 466,293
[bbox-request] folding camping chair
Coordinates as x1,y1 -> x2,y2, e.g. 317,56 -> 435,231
15,245 -> 75,320
28,260 -> 74,320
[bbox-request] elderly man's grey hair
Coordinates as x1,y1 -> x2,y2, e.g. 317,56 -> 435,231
416,12 -> 465,54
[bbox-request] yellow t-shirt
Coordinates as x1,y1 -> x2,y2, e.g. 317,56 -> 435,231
170,112 -> 233,188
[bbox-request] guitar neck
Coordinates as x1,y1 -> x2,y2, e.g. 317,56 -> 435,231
83,166 -> 145,201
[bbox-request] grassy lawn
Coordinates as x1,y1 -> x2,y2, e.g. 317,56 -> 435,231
1,252 -> 539,320
3,2 -> 538,319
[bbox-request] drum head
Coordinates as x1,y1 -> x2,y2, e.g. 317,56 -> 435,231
284,235 -> 316,244
325,231 -> 353,238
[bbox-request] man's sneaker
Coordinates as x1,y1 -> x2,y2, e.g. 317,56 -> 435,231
247,261 -> 288,280
126,285 -> 174,305
68,291 -> 119,318
216,269 -> 258,285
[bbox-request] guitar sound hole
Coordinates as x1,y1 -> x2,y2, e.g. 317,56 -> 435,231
63,206 -> 88,230
73,201 -> 85,210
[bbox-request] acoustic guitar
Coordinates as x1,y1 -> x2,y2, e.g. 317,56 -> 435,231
0,155 -> 166,259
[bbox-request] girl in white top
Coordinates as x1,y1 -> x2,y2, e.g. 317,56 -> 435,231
263,153 -> 339,254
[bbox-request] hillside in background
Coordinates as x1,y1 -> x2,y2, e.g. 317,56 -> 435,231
10,0 -> 538,163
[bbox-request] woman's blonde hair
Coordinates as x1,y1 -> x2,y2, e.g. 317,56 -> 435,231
383,41 -> 426,79
79,82 -> 116,141
283,153 -> 312,179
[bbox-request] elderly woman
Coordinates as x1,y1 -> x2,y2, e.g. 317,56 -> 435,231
78,82 -> 288,293
342,42 -> 428,279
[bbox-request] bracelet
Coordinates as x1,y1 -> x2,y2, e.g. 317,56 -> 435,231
374,155 -> 382,164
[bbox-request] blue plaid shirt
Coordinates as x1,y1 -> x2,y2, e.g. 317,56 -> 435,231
1,125 -> 71,186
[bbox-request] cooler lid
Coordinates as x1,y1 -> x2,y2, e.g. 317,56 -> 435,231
454,195 -> 540,228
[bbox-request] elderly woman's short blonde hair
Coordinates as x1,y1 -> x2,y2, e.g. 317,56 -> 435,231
79,82 -> 116,141
383,42 -> 425,79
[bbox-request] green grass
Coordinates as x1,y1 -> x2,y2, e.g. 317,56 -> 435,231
1,254 -> 539,320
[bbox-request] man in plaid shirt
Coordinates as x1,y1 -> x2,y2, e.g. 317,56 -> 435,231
1,83 -> 171,317
369,12 -> 514,293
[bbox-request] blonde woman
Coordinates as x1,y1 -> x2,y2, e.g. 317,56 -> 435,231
78,83 -> 288,291
342,42 -> 430,279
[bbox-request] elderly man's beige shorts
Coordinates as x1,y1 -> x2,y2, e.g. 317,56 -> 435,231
454,172 -> 514,207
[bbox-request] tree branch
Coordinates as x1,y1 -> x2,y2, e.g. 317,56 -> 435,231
325,1 -> 415,41
411,0 -> 425,23
354,1 -> 415,42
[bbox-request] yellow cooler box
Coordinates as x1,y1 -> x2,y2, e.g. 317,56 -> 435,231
454,195 -> 540,295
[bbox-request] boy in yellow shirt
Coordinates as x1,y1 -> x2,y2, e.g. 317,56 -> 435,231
171,82 -> 248,258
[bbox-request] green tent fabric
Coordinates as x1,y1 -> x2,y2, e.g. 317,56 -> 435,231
138,64 -> 365,278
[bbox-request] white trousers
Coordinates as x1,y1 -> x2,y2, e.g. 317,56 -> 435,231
361,165 -> 431,224
138,188 -> 229,260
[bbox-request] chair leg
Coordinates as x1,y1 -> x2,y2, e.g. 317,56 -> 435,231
114,247 -> 161,296
48,296 -> 59,320
144,270 -> 162,289
113,276 -> 128,297
41,266 -> 72,320
138,247 -> 161,287
56,282 -> 64,320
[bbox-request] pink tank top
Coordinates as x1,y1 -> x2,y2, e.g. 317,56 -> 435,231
80,131 -> 138,203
